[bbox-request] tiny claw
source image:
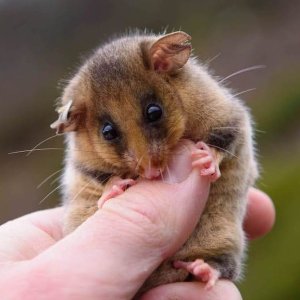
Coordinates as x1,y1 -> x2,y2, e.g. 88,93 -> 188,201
98,178 -> 136,208
174,259 -> 220,289
191,150 -> 210,160
196,141 -> 210,151
192,142 -> 221,182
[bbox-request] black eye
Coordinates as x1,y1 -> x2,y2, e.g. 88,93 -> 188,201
146,104 -> 163,122
102,123 -> 118,140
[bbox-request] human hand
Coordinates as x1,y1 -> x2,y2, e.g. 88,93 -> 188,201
0,141 -> 275,300
140,187 -> 275,300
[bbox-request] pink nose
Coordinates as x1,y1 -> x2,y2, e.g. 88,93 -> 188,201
143,167 -> 161,179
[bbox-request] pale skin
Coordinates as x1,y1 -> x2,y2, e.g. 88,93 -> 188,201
0,141 -> 275,300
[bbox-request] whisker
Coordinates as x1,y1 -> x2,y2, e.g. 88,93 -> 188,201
9,147 -> 104,155
148,158 -> 152,177
212,126 -> 240,131
160,168 -> 166,183
219,65 -> 265,83
9,148 -> 65,155
232,88 -> 256,98
39,183 -> 63,205
51,175 -> 63,186
166,165 -> 174,184
204,53 -> 221,66
206,143 -> 238,159
255,129 -> 266,134
27,134 -> 64,156
101,173 -> 114,185
70,172 -> 114,204
37,168 -> 63,189
70,180 -> 93,204
135,154 -> 144,173
86,187 -> 98,205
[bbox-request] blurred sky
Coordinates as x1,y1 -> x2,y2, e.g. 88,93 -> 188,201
0,1 -> 300,299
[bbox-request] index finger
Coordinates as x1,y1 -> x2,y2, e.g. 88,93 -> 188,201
243,188 -> 275,239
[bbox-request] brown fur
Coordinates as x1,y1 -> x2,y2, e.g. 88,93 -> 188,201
52,31 -> 258,294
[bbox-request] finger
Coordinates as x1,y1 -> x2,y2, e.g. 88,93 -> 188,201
0,207 -> 64,261
163,139 -> 195,183
20,207 -> 64,241
244,187 -> 275,239
191,156 -> 212,168
27,141 -> 210,300
140,281 -> 242,300
159,140 -> 211,254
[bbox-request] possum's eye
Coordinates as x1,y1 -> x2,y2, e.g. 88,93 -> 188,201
146,104 -> 163,123
102,123 -> 118,140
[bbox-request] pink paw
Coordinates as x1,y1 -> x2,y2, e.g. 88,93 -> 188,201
191,141 -> 221,182
174,259 -> 220,290
98,178 -> 136,208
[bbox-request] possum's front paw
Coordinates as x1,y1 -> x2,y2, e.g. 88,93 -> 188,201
174,259 -> 220,290
98,178 -> 136,208
191,141 -> 221,182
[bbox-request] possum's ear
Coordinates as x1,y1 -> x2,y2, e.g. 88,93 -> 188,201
147,31 -> 192,74
50,100 -> 85,134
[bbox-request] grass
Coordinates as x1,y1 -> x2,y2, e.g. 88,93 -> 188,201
240,147 -> 300,299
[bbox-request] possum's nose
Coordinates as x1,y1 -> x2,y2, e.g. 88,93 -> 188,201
127,151 -> 161,179
141,155 -> 164,179
143,167 -> 161,179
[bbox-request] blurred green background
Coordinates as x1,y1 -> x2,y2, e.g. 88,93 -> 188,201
0,0 -> 299,299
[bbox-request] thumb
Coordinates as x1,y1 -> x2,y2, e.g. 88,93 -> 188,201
26,140 -> 210,300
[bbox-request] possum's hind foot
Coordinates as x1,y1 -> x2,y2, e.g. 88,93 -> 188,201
174,259 -> 220,289
98,178 -> 136,208
191,141 -> 221,182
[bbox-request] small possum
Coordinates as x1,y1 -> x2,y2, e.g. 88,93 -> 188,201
51,31 -> 258,296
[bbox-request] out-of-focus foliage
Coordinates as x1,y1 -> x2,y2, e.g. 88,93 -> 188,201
0,1 -> 299,299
